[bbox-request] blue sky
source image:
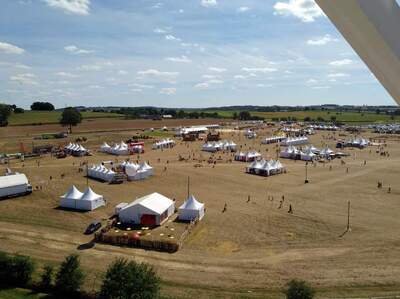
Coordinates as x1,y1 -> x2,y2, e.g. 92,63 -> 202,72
0,0 -> 396,108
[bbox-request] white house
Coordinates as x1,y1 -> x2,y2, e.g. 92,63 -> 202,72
178,195 -> 205,221
118,192 -> 175,226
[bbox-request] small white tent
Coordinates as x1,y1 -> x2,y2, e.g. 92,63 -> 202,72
76,187 -> 106,211
59,185 -> 83,209
179,195 -> 205,221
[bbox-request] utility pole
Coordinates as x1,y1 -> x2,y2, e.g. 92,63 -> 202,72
305,162 -> 309,184
347,200 -> 351,231
187,176 -> 190,198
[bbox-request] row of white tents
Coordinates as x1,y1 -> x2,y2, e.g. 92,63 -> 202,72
120,161 -> 154,181
261,136 -> 287,144
60,186 -> 105,211
345,138 -> 369,148
64,143 -> 88,156
308,124 -> 339,131
280,145 -> 336,161
152,139 -> 176,150
234,151 -> 261,162
202,140 -> 237,152
88,164 -> 116,182
100,141 -> 144,156
281,136 -> 309,146
246,159 -> 285,176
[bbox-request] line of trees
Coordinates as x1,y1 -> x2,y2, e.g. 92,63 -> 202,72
0,251 -> 160,299
119,107 -> 223,119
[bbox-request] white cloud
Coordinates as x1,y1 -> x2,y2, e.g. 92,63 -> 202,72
201,0 -> 217,7
202,74 -> 218,79
88,85 -> 103,89
0,42 -> 25,54
237,6 -> 250,12
130,83 -> 154,89
307,34 -> 338,46
165,35 -> 181,42
10,73 -> 38,85
77,61 -> 112,71
64,45 -> 93,55
152,2 -> 163,9
44,0 -> 90,15
77,64 -> 102,71
130,88 -> 142,92
15,63 -> 31,69
306,78 -> 318,84
327,73 -> 349,78
137,69 -> 179,83
118,70 -> 128,75
208,67 -> 226,73
194,78 -> 223,89
273,0 -> 324,23
312,86 -> 331,89
178,9 -> 184,13
154,28 -> 168,34
165,55 -> 192,63
329,59 -> 353,66
242,67 -> 277,73
194,82 -> 210,89
160,87 -> 176,95
234,75 -> 246,79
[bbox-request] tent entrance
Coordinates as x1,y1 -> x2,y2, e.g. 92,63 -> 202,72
141,214 -> 156,225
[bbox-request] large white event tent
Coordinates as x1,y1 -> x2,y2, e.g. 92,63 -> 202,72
152,139 -> 176,150
202,140 -> 237,152
178,195 -> 205,221
122,161 -> 154,181
88,164 -> 116,182
281,136 -> 309,146
117,192 -> 175,225
64,143 -> 88,156
319,147 -> 335,158
60,186 -> 105,211
234,151 -> 261,162
246,159 -> 285,177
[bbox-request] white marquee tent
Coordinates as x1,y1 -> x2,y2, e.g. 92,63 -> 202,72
179,195 -> 205,221
59,186 -> 105,211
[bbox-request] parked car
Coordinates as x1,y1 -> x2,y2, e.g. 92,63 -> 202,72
84,220 -> 102,235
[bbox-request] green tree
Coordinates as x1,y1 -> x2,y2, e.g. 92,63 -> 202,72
238,111 -> 251,120
0,104 -> 12,127
40,265 -> 54,291
232,112 -> 238,120
100,258 -> 160,299
284,279 -> 315,299
60,107 -> 82,133
11,255 -> 35,287
55,254 -> 85,296
30,101 -> 55,111
0,252 -> 35,287
330,115 -> 337,122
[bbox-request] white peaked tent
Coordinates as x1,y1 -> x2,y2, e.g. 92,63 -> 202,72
281,136 -> 309,146
76,187 -> 106,211
88,164 -> 116,182
59,185 -> 105,211
152,139 -> 175,150
100,142 -> 111,153
124,161 -> 154,181
300,149 -> 317,161
179,195 -> 205,221
59,185 -> 83,209
261,136 -> 286,144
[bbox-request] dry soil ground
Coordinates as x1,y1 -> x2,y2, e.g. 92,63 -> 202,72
0,119 -> 400,298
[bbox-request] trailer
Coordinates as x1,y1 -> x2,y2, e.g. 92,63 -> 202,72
0,173 -> 32,199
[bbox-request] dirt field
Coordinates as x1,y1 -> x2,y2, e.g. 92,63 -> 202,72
0,117 -> 224,138
0,120 -> 400,298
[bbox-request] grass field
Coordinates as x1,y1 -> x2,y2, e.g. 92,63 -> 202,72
8,111 -> 122,126
202,109 -> 400,123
